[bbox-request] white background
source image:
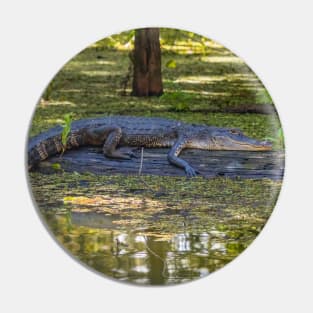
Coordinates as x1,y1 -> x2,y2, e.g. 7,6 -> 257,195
1,0 -> 312,312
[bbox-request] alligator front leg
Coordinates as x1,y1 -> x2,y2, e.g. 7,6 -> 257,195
167,137 -> 197,177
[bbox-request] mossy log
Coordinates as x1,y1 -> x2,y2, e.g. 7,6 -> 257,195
36,147 -> 284,180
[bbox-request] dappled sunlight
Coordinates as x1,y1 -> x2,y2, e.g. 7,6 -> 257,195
225,73 -> 260,82
64,194 -> 166,215
57,89 -> 82,94
175,75 -> 227,84
91,37 -> 134,52
39,100 -> 78,108
80,70 -> 115,77
69,59 -> 117,67
201,55 -> 244,64
95,60 -> 116,66
168,88 -> 230,97
161,37 -> 228,56
174,73 -> 260,90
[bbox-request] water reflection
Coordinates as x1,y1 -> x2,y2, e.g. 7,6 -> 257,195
31,173 -> 282,285
42,210 -> 245,285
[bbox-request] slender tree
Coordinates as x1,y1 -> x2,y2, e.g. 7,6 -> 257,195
132,28 -> 163,97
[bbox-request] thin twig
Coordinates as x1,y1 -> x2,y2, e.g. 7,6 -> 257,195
138,147 -> 144,175
137,147 -> 154,192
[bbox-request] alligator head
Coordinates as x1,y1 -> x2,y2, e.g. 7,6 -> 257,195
194,127 -> 272,151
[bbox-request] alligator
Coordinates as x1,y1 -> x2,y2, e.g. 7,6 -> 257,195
28,116 -> 272,176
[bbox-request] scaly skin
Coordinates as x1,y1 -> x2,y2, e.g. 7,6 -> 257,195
28,116 -> 272,176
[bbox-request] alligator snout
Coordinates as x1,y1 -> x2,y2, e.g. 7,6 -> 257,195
259,140 -> 272,150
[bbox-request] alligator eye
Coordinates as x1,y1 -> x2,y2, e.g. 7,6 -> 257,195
229,129 -> 239,134
229,129 -> 243,137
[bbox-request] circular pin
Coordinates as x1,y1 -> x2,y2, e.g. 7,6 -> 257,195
27,28 -> 284,286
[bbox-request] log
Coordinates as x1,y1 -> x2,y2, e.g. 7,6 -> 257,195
36,146 -> 285,180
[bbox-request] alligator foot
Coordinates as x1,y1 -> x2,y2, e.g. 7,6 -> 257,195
104,150 -> 131,160
185,165 -> 198,177
118,147 -> 138,158
104,148 -> 138,160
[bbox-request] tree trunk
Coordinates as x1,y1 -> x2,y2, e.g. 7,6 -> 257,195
132,28 -> 163,97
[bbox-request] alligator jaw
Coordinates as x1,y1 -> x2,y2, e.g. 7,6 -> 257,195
232,140 -> 273,151
257,140 -> 273,151
212,138 -> 273,151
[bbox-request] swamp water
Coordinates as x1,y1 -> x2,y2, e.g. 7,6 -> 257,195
29,172 -> 282,285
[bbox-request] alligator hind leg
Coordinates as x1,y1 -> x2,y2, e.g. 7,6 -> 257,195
102,127 -> 133,159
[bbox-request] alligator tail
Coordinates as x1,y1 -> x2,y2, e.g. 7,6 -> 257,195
27,129 -> 84,170
28,135 -> 64,170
